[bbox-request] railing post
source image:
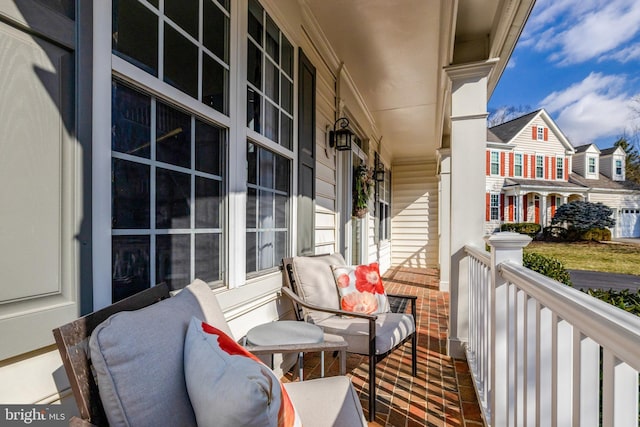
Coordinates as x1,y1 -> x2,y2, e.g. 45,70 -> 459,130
486,232 -> 531,426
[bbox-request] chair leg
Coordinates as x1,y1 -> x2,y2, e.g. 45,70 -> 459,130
411,332 -> 417,377
368,355 -> 376,422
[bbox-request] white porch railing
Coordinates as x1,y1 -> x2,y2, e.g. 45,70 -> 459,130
464,232 -> 640,427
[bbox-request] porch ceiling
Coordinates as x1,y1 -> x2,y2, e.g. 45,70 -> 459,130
304,0 -> 534,163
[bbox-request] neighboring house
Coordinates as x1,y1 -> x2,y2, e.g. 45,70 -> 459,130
0,0 -> 535,409
485,109 -> 640,237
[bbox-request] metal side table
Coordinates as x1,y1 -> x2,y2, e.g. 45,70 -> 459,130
244,320 -> 348,380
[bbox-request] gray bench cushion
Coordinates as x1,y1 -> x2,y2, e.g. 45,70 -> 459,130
89,279 -> 227,427
315,312 -> 415,355
292,253 -> 346,323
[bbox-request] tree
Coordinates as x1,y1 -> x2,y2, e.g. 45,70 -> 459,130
551,200 -> 615,231
487,105 -> 533,127
613,136 -> 640,184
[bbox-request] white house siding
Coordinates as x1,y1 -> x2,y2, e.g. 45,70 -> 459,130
391,161 -> 439,268
587,191 -> 640,237
511,117 -> 566,157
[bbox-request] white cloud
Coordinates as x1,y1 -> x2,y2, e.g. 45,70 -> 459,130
601,43 -> 640,63
506,57 -> 516,69
540,73 -> 640,145
522,0 -> 640,65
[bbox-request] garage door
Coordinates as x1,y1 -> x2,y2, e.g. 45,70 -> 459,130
619,209 -> 640,237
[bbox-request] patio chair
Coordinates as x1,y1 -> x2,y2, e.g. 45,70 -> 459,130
281,254 -> 417,421
52,280 -> 366,427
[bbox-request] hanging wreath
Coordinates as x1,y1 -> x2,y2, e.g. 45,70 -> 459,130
353,165 -> 374,218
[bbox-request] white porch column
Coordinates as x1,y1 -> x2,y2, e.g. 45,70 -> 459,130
445,59 -> 497,358
517,194 -> 524,222
437,148 -> 451,292
540,193 -> 548,226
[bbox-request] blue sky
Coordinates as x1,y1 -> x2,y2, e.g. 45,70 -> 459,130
489,0 -> 640,149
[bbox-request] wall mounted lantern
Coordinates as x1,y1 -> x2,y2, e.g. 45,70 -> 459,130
329,117 -> 354,151
374,161 -> 386,182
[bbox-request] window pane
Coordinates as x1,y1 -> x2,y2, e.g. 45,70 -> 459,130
264,100 -> 278,142
265,59 -> 279,103
265,16 -> 279,62
112,0 -> 158,76
164,23 -> 198,98
112,158 -> 150,229
247,41 -> 262,89
195,177 -> 221,228
112,235 -> 150,302
275,155 -> 289,192
156,101 -> 191,168
246,232 -> 257,272
248,0 -> 263,45
165,0 -> 198,39
259,149 -> 274,188
247,142 -> 257,184
195,233 -> 222,284
275,194 -> 287,228
259,190 -> 274,228
280,114 -> 292,150
195,120 -> 223,176
281,78 -> 292,114
202,53 -> 228,114
274,231 -> 287,267
203,0 -> 229,63
156,168 -> 191,229
258,231 -> 274,270
281,36 -> 293,77
112,81 -> 151,158
247,88 -> 261,132
247,187 -> 257,228
156,234 -> 190,290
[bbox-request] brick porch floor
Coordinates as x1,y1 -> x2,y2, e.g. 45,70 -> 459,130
283,267 -> 485,427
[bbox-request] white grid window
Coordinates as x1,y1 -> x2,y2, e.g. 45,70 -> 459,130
588,157 -> 596,174
490,194 -> 500,221
556,157 -> 564,179
111,81 -> 226,301
537,126 -> 544,140
247,0 -> 294,149
616,159 -> 623,176
514,153 -> 522,177
490,151 -> 500,175
536,155 -> 544,178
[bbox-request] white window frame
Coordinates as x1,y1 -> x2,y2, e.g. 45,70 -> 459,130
514,153 -> 523,177
615,159 -> 623,176
537,126 -> 545,141
490,193 -> 500,221
588,156 -> 597,174
556,156 -> 564,180
490,151 -> 500,175
536,155 -> 544,179
93,0 -> 299,309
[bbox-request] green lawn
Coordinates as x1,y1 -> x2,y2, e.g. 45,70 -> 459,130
524,241 -> 640,276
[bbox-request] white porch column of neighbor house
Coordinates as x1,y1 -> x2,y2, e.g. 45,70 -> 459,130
445,59 -> 497,358
540,193 -> 548,226
517,193 -> 524,222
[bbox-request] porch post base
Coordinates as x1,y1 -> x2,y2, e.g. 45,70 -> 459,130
447,337 -> 467,359
439,280 -> 449,292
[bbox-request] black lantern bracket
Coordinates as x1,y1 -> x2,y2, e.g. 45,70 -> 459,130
329,117 -> 354,151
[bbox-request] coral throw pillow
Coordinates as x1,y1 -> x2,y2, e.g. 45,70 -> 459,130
184,317 -> 302,427
331,263 -> 390,314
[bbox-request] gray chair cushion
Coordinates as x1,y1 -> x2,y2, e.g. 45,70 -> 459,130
89,279 -> 227,427
292,253 -> 346,323
283,376 -> 367,427
315,312 -> 415,355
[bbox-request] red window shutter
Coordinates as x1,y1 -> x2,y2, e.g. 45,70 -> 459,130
500,194 -> 505,221
551,157 -> 556,180
532,126 -> 537,140
531,155 -> 536,178
486,193 -> 490,221
545,157 -> 550,179
524,154 -> 529,177
486,151 -> 490,175
523,195 -> 528,221
544,128 -> 549,141
564,158 -> 569,180
509,153 -> 514,176
500,152 -> 506,176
